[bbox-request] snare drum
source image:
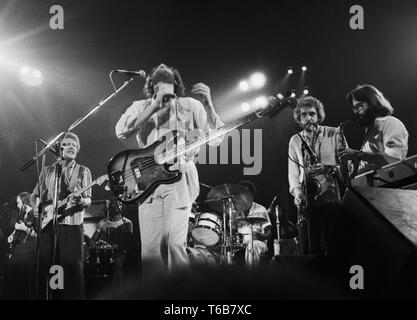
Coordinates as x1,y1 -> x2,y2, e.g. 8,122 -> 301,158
191,212 -> 222,246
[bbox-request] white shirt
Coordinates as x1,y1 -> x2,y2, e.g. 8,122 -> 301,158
359,116 -> 408,174
115,97 -> 222,207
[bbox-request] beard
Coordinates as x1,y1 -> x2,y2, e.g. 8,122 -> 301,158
152,69 -> 175,86
357,108 -> 376,127
302,122 -> 318,133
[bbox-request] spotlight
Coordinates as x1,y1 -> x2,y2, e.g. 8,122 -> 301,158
290,90 -> 296,98
19,66 -> 44,87
241,102 -> 250,112
287,67 -> 293,75
21,66 -> 31,75
277,93 -> 284,100
254,96 -> 269,109
239,80 -> 249,91
33,70 -> 42,78
303,87 -> 309,95
301,64 -> 307,72
249,72 -> 266,89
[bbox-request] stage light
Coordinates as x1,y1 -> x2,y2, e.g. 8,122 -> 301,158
33,70 -> 42,78
303,87 -> 309,95
249,72 -> 266,89
21,66 -> 30,75
277,93 -> 284,100
239,80 -> 249,91
287,67 -> 293,75
18,66 -> 44,87
301,64 -> 307,72
254,96 -> 269,109
241,102 -> 250,112
290,90 -> 296,98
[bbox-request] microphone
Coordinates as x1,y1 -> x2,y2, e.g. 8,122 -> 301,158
38,139 -> 61,158
113,69 -> 146,78
267,194 -> 280,213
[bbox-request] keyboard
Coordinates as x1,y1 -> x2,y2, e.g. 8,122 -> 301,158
351,155 -> 417,189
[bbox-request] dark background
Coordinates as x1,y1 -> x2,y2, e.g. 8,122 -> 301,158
0,0 -> 416,231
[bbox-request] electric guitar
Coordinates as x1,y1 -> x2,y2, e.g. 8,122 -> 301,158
107,97 -> 296,204
40,174 -> 108,230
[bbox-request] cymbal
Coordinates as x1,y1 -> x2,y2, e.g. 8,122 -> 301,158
232,216 -> 268,228
206,183 -> 253,214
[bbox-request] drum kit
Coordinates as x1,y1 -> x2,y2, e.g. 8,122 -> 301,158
84,239 -> 115,278
187,183 -> 268,266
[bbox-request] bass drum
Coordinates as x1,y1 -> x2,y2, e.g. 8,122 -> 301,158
186,246 -> 219,267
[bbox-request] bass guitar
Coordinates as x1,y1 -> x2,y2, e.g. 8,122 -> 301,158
107,97 -> 296,204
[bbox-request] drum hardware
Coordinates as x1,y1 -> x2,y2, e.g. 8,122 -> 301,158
85,240 -> 115,278
186,246 -> 219,267
204,183 -> 255,265
206,184 -> 253,214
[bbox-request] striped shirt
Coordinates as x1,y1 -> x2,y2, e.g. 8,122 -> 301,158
31,161 -> 92,225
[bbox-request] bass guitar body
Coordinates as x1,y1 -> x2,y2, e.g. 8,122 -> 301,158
107,138 -> 182,204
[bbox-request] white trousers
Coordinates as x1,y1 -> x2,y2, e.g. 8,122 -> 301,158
138,185 -> 192,275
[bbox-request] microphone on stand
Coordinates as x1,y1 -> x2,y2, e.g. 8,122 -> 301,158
38,139 -> 61,159
267,194 -> 279,214
113,69 -> 147,78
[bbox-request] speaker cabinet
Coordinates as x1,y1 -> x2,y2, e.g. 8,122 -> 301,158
339,187 -> 417,298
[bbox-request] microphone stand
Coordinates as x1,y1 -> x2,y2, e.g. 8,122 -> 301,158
20,74 -> 140,299
298,143 -> 312,255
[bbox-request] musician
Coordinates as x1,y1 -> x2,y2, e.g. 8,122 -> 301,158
4,192 -> 37,299
30,132 -> 92,299
288,96 -> 342,255
115,64 -> 223,274
236,181 -> 271,267
340,84 -> 409,175
91,200 -> 139,284
12,192 -> 37,239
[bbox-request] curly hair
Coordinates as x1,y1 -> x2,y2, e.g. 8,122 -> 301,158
17,192 -> 31,206
346,84 -> 394,116
143,65 -> 185,98
293,96 -> 326,125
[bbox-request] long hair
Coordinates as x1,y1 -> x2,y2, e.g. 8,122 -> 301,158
143,65 -> 185,98
293,96 -> 326,125
346,84 -> 394,116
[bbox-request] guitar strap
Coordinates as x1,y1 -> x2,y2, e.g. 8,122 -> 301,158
68,164 -> 81,193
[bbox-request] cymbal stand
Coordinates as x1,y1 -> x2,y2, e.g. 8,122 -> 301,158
220,197 -> 235,265
247,224 -> 255,267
